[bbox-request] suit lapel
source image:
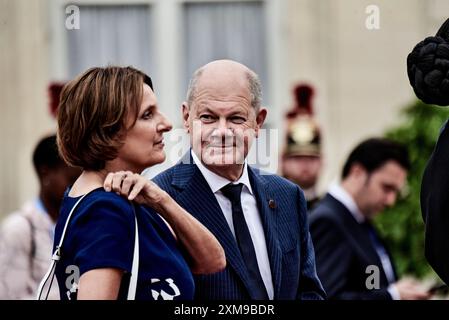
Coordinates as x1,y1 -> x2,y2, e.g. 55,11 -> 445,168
171,155 -> 255,296
248,167 -> 283,299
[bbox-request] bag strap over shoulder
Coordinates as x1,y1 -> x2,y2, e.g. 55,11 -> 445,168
127,203 -> 139,300
36,191 -> 90,300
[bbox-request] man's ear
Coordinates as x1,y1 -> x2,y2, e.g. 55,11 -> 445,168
255,107 -> 267,138
182,102 -> 190,133
351,163 -> 368,181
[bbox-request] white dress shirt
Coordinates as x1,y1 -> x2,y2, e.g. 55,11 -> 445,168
192,151 -> 274,299
328,182 -> 400,300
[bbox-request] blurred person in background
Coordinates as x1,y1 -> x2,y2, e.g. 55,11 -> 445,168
0,134 -> 81,299
281,84 -> 323,210
310,138 -> 431,300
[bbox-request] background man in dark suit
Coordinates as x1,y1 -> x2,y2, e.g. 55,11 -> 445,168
310,138 -> 430,300
154,59 -> 325,300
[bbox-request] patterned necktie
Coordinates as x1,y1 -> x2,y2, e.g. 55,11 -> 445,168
221,183 -> 268,299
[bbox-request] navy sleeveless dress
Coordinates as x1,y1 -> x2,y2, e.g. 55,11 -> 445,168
53,188 -> 194,300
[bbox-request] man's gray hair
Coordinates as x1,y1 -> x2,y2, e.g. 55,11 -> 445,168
246,69 -> 262,110
186,66 -> 262,109
186,67 -> 204,107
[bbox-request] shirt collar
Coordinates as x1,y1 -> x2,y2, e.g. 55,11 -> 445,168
328,182 -> 365,223
191,150 -> 253,194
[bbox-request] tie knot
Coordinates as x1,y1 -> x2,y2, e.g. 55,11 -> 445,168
221,183 -> 244,203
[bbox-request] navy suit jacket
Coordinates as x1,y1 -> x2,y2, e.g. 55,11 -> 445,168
153,153 -> 325,300
310,194 -> 397,300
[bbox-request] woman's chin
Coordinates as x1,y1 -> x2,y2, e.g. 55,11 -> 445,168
147,153 -> 166,167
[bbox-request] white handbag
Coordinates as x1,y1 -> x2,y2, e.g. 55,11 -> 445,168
36,192 -> 139,300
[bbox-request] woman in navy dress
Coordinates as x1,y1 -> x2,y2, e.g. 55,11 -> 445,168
54,66 -> 225,300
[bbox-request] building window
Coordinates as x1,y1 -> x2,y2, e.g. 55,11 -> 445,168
182,1 -> 268,102
66,5 -> 154,78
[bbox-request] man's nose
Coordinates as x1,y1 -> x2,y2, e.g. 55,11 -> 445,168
214,118 -> 232,137
385,192 -> 397,207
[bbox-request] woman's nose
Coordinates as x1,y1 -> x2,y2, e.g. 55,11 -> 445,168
158,112 -> 173,132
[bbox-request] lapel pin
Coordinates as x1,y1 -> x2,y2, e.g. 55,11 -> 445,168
268,199 -> 276,209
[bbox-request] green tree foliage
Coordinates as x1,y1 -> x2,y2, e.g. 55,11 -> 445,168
375,100 -> 449,278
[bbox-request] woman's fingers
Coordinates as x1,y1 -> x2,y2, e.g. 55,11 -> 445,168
103,172 -> 158,203
103,172 -> 115,191
121,174 -> 138,197
128,178 -> 147,201
104,171 -> 133,194
110,171 -> 124,193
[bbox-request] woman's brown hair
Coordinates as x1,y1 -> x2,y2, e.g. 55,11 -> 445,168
57,66 -> 153,170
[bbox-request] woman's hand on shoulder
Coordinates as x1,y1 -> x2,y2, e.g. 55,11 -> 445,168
103,171 -> 169,212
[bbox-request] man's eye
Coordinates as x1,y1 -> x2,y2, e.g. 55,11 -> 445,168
382,185 -> 397,194
200,114 -> 215,122
231,117 -> 246,124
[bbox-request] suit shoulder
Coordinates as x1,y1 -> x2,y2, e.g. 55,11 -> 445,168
309,202 -> 341,226
152,165 -> 176,186
309,204 -> 347,244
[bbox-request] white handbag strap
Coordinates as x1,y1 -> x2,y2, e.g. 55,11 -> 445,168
127,207 -> 139,300
36,192 -> 90,300
36,192 -> 140,300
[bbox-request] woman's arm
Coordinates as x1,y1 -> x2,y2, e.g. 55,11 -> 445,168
77,268 -> 123,299
104,171 -> 226,275
152,194 -> 226,274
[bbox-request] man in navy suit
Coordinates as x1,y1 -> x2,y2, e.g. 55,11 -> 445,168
153,60 -> 325,300
309,138 -> 430,300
